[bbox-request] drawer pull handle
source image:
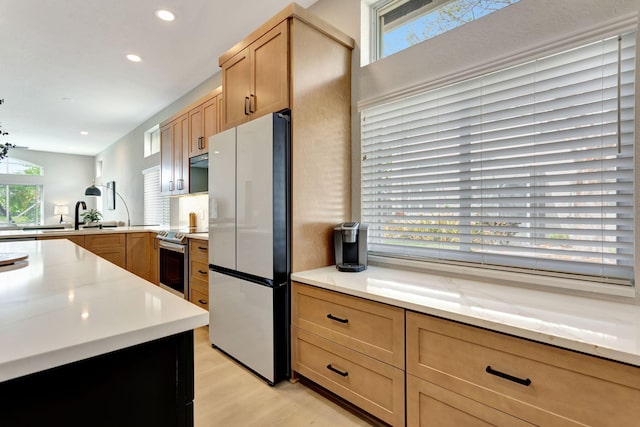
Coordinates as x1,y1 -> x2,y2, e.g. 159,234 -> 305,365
326,313 -> 348,324
485,366 -> 531,386
198,246 -> 207,250
326,364 -> 348,377
198,269 -> 208,275
198,299 -> 208,305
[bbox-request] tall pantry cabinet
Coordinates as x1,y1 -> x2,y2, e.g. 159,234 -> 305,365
218,3 -> 354,272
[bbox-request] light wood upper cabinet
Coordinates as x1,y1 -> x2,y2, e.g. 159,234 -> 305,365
221,20 -> 289,130
188,87 -> 222,157
160,114 -> 189,195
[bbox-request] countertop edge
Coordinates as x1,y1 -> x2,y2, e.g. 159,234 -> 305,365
1,314 -> 209,383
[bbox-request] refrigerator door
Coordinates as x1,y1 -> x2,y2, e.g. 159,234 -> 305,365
208,127 -> 236,270
236,114 -> 274,280
209,271 -> 275,383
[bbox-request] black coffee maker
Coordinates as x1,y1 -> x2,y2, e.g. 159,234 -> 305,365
334,222 -> 368,272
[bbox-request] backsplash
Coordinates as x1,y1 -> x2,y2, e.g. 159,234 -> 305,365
170,193 -> 208,230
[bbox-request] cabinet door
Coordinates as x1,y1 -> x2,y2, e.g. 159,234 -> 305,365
201,95 -> 218,154
407,376 -> 535,427
160,122 -> 173,194
250,20 -> 289,118
221,48 -> 251,130
126,233 -> 154,282
174,113 -> 189,194
188,104 -> 203,157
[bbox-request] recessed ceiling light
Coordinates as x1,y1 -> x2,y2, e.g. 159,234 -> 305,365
155,9 -> 175,21
80,131 -> 89,135
126,54 -> 142,63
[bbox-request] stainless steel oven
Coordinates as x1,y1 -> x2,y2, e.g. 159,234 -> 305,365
156,231 -> 188,298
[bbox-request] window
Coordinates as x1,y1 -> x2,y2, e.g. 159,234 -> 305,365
0,157 -> 44,226
144,125 -> 161,157
143,166 -> 169,226
361,32 -> 636,285
368,0 -> 520,61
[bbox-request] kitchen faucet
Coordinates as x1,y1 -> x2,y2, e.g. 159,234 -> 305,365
74,201 -> 87,230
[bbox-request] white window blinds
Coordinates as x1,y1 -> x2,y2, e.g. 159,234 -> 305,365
143,166 -> 169,226
361,32 -> 636,283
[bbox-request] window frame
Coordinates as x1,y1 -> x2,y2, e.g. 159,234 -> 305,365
0,157 -> 45,227
367,0 -> 521,63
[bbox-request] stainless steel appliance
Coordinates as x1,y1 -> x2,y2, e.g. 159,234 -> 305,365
334,222 -> 368,272
156,230 -> 188,298
189,153 -> 208,193
208,111 -> 290,385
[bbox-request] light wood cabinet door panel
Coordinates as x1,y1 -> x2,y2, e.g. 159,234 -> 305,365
250,20 -> 289,118
406,312 -> 640,426
292,282 -> 404,368
407,375 -> 536,427
188,105 -> 203,157
221,48 -> 251,129
292,327 -> 405,427
160,123 -> 173,194
126,232 -> 154,283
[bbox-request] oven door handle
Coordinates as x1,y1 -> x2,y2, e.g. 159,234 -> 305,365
158,240 -> 187,253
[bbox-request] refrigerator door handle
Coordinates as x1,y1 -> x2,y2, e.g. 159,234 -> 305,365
209,264 -> 274,288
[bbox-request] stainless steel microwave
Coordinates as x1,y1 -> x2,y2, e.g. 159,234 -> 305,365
189,153 -> 208,193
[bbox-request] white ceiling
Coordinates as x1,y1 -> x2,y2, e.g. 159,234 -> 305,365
0,0 -> 318,156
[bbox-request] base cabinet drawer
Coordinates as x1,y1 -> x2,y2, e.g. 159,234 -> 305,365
190,288 -> 208,310
407,312 -> 640,426
292,282 -> 404,368
407,375 -> 536,427
292,327 -> 405,427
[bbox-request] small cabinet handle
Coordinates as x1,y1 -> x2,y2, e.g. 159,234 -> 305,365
177,179 -> 184,191
244,97 -> 250,115
198,136 -> 204,150
326,364 -> 348,377
485,366 -> 531,387
198,299 -> 208,305
249,94 -> 255,113
198,270 -> 207,275
327,313 -> 348,324
169,181 -> 174,191
198,246 -> 207,250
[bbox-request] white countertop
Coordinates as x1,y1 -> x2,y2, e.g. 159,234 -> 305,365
291,265 -> 640,367
0,226 -> 209,241
0,239 -> 209,382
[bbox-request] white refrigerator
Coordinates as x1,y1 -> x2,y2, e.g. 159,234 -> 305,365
208,112 -> 290,385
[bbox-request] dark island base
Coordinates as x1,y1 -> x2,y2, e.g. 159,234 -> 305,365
0,330 -> 194,427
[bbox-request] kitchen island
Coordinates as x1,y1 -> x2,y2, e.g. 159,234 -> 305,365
0,239 -> 208,426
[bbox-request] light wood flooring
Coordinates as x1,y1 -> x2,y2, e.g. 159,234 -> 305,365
193,326 -> 373,426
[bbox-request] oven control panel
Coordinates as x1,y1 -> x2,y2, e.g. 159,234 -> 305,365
156,230 -> 188,244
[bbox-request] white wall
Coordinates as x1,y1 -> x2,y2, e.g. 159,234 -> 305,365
0,149 -> 95,225
95,73 -> 222,226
